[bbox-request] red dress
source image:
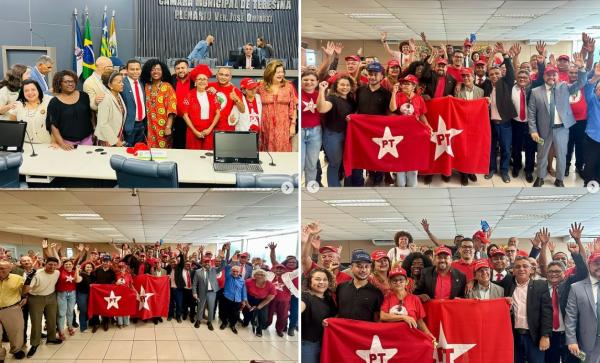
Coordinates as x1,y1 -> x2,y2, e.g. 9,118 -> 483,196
182,90 -> 220,150
257,81 -> 298,152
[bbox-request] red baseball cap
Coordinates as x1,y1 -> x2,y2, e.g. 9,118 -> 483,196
472,231 -> 490,244
371,249 -> 388,261
473,259 -> 490,272
490,248 -> 506,257
434,246 -> 452,256
588,252 -> 600,264
389,267 -> 408,278
240,77 -> 259,90
345,55 -> 361,62
273,263 -> 287,269
239,252 -> 250,258
319,246 -> 338,254
460,68 -> 473,76
475,60 -> 487,67
557,54 -> 570,62
464,40 -> 473,48
436,58 -> 448,65
516,250 -> 529,257
544,66 -> 559,75
387,59 -> 400,68
400,74 -> 419,84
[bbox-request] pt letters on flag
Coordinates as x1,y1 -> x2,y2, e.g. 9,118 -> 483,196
321,317 -> 434,363
344,114 -> 431,176
425,298 -> 513,363
421,97 -> 491,176
88,275 -> 170,319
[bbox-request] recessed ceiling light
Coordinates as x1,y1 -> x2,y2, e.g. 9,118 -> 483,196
515,195 -> 581,202
184,215 -> 225,218
90,227 -> 117,231
346,13 -> 395,19
360,217 -> 407,223
6,226 -> 38,231
325,199 -> 390,207
65,217 -> 104,220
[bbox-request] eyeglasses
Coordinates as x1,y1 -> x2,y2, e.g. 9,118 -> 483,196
61,79 -> 76,84
547,270 -> 563,275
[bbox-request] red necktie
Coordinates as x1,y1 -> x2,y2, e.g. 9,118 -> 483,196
186,270 -> 191,288
552,286 -> 560,329
477,77 -> 483,86
134,80 -> 143,121
519,87 -> 526,120
496,273 -> 502,281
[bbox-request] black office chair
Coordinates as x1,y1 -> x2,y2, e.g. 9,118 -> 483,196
235,173 -> 295,188
0,152 -> 23,188
110,155 -> 178,188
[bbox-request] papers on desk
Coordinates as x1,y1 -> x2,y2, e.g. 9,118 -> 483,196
135,149 -> 168,160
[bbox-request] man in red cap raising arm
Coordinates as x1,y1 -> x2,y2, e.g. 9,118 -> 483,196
301,222 -> 352,285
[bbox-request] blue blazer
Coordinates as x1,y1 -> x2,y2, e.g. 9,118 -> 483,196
30,66 -> 50,95
120,77 -> 146,134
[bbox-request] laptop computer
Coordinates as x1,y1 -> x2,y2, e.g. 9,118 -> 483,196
213,131 -> 263,173
0,120 -> 26,152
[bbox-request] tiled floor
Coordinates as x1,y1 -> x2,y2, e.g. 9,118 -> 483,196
3,319 -> 298,363
311,151 -> 585,188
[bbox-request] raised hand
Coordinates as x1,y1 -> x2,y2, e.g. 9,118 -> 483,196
380,32 -> 388,43
41,239 -> 48,249
594,237 -> 600,253
409,243 -> 419,252
408,38 -> 417,52
567,242 -> 580,255
322,41 -> 335,56
357,47 -> 363,56
306,222 -> 322,236
267,242 -> 277,250
333,42 -> 344,55
548,240 -> 556,253
549,53 -> 556,66
420,32 -> 428,43
530,233 -> 541,249
494,42 -> 505,55
535,41 -> 547,56
420,218 -> 431,233
538,228 -> 550,244
319,81 -> 329,92
392,83 -> 400,94
573,52 -> 584,68
569,222 -> 584,240
301,225 -> 309,244
312,235 -> 322,251
512,43 -> 522,56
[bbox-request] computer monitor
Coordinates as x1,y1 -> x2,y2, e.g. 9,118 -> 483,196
213,131 -> 260,164
0,120 -> 26,152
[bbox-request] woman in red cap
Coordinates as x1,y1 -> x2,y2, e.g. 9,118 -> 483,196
380,267 -> 436,341
380,60 -> 401,92
182,64 -> 220,150
229,77 -> 262,132
257,60 -> 298,151
368,250 -> 392,294
389,75 -> 432,187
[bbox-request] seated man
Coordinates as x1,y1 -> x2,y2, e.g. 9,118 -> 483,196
234,43 -> 261,69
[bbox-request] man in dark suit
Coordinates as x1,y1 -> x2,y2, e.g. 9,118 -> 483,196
414,246 -> 466,302
192,253 -> 224,330
170,59 -> 195,149
233,43 -> 261,70
499,255 -> 552,363
121,59 -> 147,146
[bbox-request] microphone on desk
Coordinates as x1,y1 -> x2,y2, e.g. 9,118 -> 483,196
24,128 -> 38,157
265,150 -> 276,167
143,134 -> 155,162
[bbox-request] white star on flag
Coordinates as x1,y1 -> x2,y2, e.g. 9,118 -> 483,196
430,116 -> 463,160
136,286 -> 155,311
302,99 -> 317,113
355,335 -> 397,363
65,275 -> 74,283
434,323 -> 475,363
273,281 -> 285,291
104,290 -> 122,310
372,127 -> 404,159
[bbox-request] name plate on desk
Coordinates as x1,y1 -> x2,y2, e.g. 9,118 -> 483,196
135,150 -> 168,160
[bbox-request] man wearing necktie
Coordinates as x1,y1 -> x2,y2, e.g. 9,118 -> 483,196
528,53 -> 587,187
565,250 -> 600,362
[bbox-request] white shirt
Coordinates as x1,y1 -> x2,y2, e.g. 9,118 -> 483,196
477,284 -> 491,300
475,75 -> 486,86
0,87 -> 19,120
512,85 -> 528,122
464,87 -> 474,100
182,269 -> 192,289
548,283 -> 565,332
591,275 -> 599,305
493,269 -> 507,282
387,247 -> 411,267
545,85 -> 562,125
245,56 -> 252,69
513,280 -> 530,329
196,91 -> 209,119
490,86 -> 502,121
128,77 -> 146,121
202,268 -> 213,291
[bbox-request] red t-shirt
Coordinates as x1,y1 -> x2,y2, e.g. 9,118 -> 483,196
56,267 -> 77,292
451,260 -> 475,281
216,270 -> 225,289
245,278 -> 276,299
558,70 -> 569,83
272,274 -> 291,301
569,88 -> 588,121
393,93 -> 427,118
434,273 -> 452,299
434,77 -> 446,98
301,90 -> 320,129
381,292 -> 426,320
116,271 -> 133,287
174,77 -> 192,117
208,82 -> 243,131
446,66 -> 463,82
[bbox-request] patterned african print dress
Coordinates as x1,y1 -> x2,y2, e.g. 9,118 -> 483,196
145,81 -> 177,148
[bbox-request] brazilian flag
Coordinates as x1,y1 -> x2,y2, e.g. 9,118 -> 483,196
82,14 -> 95,80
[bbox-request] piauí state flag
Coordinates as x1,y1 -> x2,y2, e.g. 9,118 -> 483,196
73,13 -> 83,77
100,10 -> 111,57
82,14 -> 95,80
109,14 -> 118,57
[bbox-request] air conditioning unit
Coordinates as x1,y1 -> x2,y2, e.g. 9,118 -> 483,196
371,239 -> 394,246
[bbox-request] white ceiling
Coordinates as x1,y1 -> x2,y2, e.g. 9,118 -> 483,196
302,187 -> 600,241
0,189 -> 298,244
302,0 -> 600,41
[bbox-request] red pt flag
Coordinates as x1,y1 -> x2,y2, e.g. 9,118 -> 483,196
344,114 -> 431,176
321,317 -> 434,363
88,284 -> 138,318
425,298 -> 513,363
421,97 -> 491,176
132,274 -> 170,320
